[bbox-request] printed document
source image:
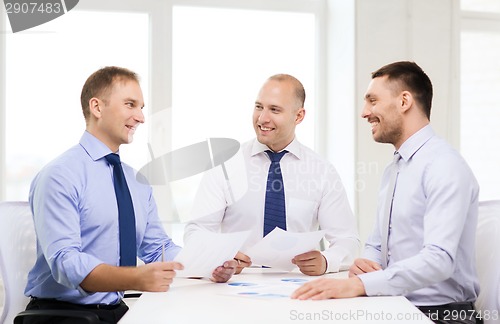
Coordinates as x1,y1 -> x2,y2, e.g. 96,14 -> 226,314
244,228 -> 325,271
174,230 -> 250,278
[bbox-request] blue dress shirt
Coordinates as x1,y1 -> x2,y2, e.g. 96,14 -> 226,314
25,131 -> 181,305
359,125 -> 480,306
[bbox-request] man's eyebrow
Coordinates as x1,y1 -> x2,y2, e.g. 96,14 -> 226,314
124,97 -> 145,108
124,97 -> 138,103
253,102 -> 283,110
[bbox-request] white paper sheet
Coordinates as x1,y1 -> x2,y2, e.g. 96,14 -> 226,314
174,230 -> 250,278
244,228 -> 326,271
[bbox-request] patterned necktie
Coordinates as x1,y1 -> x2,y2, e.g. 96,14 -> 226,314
263,150 -> 288,237
105,153 -> 137,266
381,152 -> 401,268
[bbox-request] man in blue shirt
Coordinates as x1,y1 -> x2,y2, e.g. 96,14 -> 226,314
292,61 -> 481,324
24,66 -> 236,323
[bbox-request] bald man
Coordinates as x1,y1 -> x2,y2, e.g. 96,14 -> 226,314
185,74 -> 359,276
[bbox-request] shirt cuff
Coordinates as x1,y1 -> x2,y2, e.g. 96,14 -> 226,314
358,270 -> 391,296
61,253 -> 104,290
322,250 -> 340,273
322,244 -> 354,273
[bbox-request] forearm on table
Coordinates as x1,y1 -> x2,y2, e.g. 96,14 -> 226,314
359,246 -> 454,296
80,263 -> 140,292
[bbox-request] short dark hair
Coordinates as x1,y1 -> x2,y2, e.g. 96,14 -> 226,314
268,74 -> 306,108
372,61 -> 433,120
80,66 -> 139,121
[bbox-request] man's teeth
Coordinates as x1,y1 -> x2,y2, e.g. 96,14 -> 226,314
261,126 -> 272,131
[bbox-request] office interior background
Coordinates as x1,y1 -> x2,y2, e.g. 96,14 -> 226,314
0,0 -> 499,306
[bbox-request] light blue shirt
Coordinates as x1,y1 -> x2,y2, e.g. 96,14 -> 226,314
25,131 -> 181,305
359,125 -> 480,306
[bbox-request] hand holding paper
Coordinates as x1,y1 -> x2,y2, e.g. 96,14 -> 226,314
244,228 -> 326,271
174,230 -> 250,278
292,250 -> 328,275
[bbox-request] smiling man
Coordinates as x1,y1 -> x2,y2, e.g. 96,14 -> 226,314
291,61 -> 481,324
24,66 -> 236,324
185,74 -> 359,276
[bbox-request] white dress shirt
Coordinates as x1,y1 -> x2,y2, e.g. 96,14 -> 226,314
359,125 -> 480,306
184,138 -> 360,273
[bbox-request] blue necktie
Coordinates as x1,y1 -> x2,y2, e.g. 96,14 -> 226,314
105,153 -> 137,267
264,150 -> 288,237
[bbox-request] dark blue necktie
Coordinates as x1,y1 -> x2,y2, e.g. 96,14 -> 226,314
105,153 -> 137,266
264,150 -> 288,237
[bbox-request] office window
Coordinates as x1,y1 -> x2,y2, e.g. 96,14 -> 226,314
170,6 -> 316,221
5,11 -> 149,201
2,0 -> 325,232
461,0 -> 500,13
461,4 -> 500,200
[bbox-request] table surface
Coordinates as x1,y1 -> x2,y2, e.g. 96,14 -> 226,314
119,268 -> 432,324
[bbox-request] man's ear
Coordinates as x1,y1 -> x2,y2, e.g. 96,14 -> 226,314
400,91 -> 413,113
295,107 -> 306,125
88,97 -> 102,118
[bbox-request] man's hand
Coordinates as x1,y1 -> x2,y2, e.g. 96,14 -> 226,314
348,258 -> 381,277
233,251 -> 252,274
292,250 -> 327,276
136,262 -> 184,292
211,260 -> 237,283
291,276 -> 366,300
80,262 -> 184,293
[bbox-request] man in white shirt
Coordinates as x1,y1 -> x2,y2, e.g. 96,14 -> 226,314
291,61 -> 481,324
184,74 -> 359,276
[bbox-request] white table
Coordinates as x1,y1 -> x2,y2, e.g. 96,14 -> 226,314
119,268 -> 432,323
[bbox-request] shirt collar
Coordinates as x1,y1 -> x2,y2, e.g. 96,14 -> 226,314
250,137 -> 302,160
79,131 -> 117,162
398,124 -> 435,162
